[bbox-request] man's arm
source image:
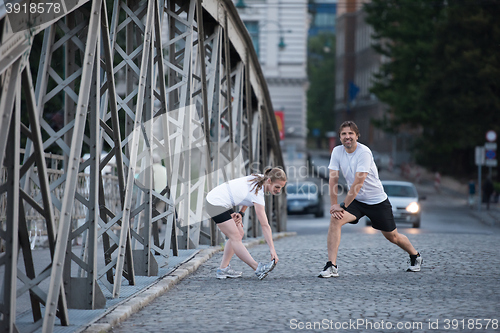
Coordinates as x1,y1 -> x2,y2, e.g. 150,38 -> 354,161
329,169 -> 340,205
329,169 -> 340,214
331,171 -> 367,219
343,172 -> 368,207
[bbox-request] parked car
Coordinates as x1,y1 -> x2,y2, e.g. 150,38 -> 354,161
287,181 -> 325,218
365,180 -> 424,228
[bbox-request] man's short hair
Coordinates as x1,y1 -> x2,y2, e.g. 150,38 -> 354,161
339,121 -> 360,138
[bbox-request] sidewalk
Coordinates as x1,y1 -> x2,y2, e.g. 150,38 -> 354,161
15,248 -> 200,333
105,226 -> 500,332
79,232 -> 296,333
92,166 -> 500,332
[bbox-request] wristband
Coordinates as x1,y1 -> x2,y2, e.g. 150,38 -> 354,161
339,202 -> 346,210
238,211 -> 245,217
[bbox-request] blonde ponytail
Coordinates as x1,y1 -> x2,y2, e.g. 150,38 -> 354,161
248,167 -> 287,195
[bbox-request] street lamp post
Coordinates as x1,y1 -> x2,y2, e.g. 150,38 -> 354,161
234,0 -> 291,50
259,20 -> 291,50
236,0 -> 247,9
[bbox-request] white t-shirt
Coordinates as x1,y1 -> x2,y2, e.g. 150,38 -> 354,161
328,143 -> 387,205
206,175 -> 266,208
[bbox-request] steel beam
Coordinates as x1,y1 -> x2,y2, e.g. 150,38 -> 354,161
0,0 -> 286,331
112,0 -> 155,297
0,64 -> 19,173
0,59 -> 21,333
43,0 -> 103,329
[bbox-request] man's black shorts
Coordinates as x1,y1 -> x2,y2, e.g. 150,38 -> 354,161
344,198 -> 396,232
205,200 -> 235,224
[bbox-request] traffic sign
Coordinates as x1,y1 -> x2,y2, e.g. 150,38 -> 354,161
485,150 -> 496,159
485,142 -> 497,150
486,130 -> 497,142
484,141 -> 497,167
485,159 -> 498,167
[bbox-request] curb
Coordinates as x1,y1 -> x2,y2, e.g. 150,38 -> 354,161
468,209 -> 500,227
80,231 -> 296,333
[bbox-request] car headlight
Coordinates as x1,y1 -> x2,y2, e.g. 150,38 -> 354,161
406,202 -> 419,214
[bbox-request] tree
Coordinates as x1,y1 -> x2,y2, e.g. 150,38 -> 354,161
365,0 -> 500,178
418,0 -> 500,177
307,33 -> 336,147
364,0 -> 443,130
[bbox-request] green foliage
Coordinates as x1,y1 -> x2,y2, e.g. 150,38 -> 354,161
418,0 -> 500,174
364,0 -> 500,177
365,0 -> 444,130
307,33 -> 336,142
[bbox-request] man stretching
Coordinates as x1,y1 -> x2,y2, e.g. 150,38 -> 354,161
319,121 -> 422,278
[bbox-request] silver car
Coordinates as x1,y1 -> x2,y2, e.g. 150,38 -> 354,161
366,180 -> 424,228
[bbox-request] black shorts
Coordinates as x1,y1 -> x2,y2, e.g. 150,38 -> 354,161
205,200 -> 235,224
345,198 -> 396,232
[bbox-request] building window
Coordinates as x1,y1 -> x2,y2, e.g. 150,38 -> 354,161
244,21 -> 259,57
314,13 -> 335,28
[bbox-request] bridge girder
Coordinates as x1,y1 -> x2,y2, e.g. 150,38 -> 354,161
0,0 -> 285,331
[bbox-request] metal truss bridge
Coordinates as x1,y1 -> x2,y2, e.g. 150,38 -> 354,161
0,0 -> 285,331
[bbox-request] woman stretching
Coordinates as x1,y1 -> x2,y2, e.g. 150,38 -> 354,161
205,168 -> 287,280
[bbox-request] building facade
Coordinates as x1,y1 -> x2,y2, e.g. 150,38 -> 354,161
334,1 -> 394,156
235,0 -> 309,174
308,0 -> 336,36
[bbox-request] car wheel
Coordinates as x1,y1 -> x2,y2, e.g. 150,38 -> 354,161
412,219 -> 420,228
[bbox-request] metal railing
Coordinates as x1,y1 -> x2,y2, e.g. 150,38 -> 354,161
0,0 -> 285,331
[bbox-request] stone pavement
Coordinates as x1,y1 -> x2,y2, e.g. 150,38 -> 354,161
76,165 -> 500,333
90,229 -> 500,333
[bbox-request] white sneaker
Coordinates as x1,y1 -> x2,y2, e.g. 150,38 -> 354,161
255,260 -> 276,280
216,265 -> 243,279
318,262 -> 339,278
407,254 -> 422,272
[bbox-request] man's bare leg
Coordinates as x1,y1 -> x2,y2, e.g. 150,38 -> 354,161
327,212 -> 358,265
381,229 -> 418,256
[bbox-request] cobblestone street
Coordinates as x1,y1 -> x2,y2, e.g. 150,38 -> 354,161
109,229 -> 500,332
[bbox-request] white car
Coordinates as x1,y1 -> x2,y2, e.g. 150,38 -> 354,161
366,180 -> 424,228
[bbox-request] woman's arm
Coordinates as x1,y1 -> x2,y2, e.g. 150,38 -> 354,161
253,203 -> 278,263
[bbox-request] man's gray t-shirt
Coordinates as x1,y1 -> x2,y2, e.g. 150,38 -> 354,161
328,143 -> 387,205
